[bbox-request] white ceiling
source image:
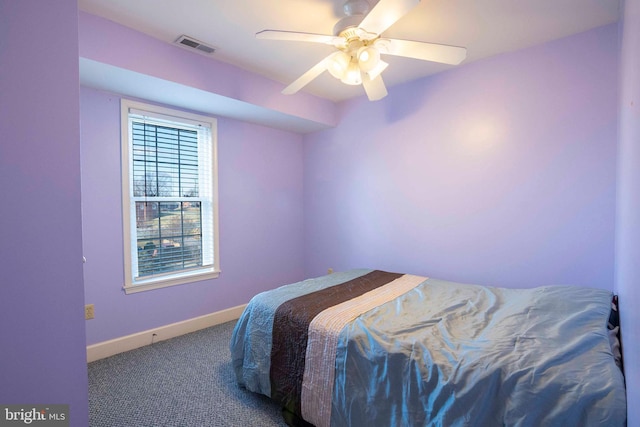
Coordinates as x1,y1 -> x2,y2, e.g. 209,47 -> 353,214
78,0 -> 620,102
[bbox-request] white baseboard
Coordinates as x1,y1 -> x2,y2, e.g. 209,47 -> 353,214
86,304 -> 247,363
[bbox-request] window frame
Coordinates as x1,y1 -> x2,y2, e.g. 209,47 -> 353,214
121,99 -> 220,294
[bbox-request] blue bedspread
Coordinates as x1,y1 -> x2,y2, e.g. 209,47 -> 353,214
230,270 -> 627,426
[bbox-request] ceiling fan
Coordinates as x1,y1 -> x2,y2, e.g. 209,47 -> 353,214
256,0 -> 467,101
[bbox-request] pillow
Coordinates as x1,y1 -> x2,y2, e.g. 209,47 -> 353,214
608,295 -> 619,330
608,295 -> 622,369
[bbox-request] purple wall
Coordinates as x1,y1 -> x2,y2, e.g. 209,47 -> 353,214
616,1 -> 640,424
0,1 -> 89,426
81,88 -> 305,344
304,24 -> 619,291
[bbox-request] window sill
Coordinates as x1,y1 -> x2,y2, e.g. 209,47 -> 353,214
123,270 -> 221,294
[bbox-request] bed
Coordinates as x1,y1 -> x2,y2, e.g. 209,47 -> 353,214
230,269 -> 627,426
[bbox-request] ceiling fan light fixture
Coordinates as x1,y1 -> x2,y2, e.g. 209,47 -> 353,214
328,51 -> 351,80
357,45 -> 380,72
341,59 -> 362,85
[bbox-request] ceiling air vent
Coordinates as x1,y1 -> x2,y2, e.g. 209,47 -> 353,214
175,35 -> 216,55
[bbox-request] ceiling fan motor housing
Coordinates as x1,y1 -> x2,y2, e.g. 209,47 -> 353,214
333,15 -> 365,37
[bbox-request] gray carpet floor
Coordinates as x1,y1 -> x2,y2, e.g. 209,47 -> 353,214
88,320 -> 289,427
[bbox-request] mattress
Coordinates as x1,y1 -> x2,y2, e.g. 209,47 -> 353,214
230,270 -> 627,426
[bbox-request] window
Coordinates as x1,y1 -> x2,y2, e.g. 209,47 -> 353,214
121,100 -> 219,293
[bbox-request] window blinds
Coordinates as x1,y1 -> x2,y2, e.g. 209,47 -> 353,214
128,110 -> 214,281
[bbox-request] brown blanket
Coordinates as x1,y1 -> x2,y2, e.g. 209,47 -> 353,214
269,270 -> 402,421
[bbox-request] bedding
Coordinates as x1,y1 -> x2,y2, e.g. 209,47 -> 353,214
230,270 -> 627,426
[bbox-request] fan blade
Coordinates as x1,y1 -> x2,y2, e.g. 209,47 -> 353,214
362,74 -> 388,101
256,30 -> 345,48
358,0 -> 420,37
378,39 -> 467,65
282,52 -> 338,95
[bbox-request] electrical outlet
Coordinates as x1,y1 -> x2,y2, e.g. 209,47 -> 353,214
85,304 -> 95,320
